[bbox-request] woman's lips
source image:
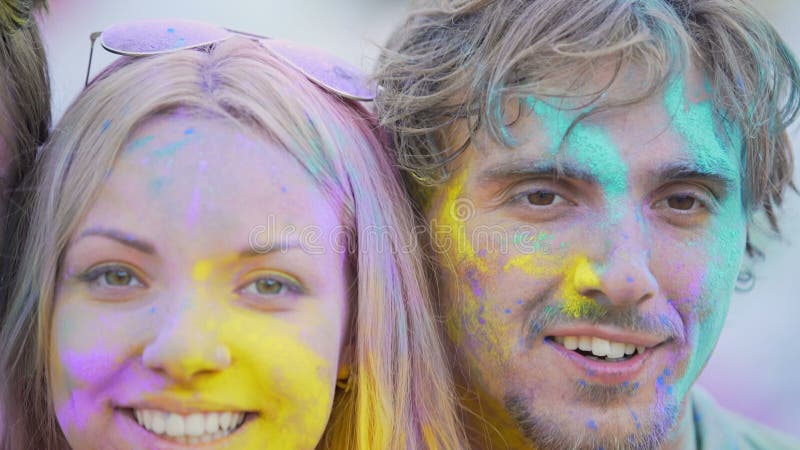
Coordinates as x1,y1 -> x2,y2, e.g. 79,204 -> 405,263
115,407 -> 255,448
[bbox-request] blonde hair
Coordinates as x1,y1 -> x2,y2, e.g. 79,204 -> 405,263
0,37 -> 465,449
376,0 -> 800,254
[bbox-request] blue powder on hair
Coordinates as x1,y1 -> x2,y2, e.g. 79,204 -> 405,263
586,420 -> 598,431
101,119 -> 112,132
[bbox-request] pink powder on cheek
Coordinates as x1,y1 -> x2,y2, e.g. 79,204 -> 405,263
56,348 -> 168,433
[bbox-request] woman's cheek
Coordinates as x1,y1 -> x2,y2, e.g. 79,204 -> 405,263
223,319 -> 338,449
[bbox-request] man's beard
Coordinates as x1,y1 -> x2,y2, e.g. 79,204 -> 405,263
503,387 -> 680,450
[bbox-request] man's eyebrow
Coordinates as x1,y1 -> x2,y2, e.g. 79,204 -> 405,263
649,162 -> 738,191
76,227 -> 156,254
478,160 -> 599,185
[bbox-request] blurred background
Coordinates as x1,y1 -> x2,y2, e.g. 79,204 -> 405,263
38,0 -> 799,439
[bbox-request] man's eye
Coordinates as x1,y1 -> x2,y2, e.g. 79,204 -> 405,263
526,191 -> 557,206
666,194 -> 699,211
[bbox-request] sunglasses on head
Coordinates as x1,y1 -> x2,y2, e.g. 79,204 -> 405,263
85,19 -> 376,101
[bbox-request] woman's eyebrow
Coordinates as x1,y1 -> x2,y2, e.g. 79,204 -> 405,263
76,227 -> 156,254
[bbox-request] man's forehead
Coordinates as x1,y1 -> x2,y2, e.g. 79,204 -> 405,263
455,66 -> 741,188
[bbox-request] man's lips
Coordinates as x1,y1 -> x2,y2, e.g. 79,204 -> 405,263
542,325 -> 672,384
546,324 -> 668,348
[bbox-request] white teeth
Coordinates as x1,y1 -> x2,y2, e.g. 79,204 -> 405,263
144,410 -> 155,431
185,413 -> 205,436
591,337 -> 610,356
133,409 -> 247,439
220,411 -> 232,430
166,413 -> 184,437
608,341 -> 626,359
554,336 -> 649,359
151,411 -> 166,434
205,412 -> 219,434
563,336 -> 579,350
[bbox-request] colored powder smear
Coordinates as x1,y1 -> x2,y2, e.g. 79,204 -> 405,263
525,96 -> 628,198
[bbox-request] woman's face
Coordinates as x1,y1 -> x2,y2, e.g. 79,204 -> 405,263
50,115 -> 350,449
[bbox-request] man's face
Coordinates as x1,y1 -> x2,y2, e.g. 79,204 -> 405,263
427,66 -> 746,449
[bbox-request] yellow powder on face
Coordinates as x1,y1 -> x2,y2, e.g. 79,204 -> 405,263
435,170 -> 488,273
503,253 -> 554,276
156,315 -> 336,449
191,259 -> 214,282
559,256 -> 606,319
503,253 -> 607,320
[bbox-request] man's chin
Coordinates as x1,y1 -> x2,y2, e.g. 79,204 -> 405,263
503,392 -> 680,450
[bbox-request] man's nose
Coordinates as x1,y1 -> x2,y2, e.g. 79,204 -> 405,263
142,298 -> 231,384
576,208 -> 658,307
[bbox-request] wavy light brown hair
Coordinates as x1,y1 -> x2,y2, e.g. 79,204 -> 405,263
0,36 -> 465,450
376,0 -> 800,254
0,0 -> 49,196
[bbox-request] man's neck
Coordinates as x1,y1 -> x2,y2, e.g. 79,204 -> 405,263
662,397 -> 698,450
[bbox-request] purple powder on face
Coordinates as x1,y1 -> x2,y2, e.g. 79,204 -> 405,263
465,268 -> 484,297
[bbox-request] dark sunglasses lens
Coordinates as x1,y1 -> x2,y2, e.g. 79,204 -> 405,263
101,19 -> 230,55
266,40 -> 376,101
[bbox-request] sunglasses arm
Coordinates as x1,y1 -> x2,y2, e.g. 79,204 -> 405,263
85,31 -> 102,87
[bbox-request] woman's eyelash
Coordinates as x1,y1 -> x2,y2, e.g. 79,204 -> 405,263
75,264 -> 143,286
240,274 -> 305,296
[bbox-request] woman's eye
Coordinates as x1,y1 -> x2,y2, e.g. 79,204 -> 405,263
79,265 -> 145,289
240,276 -> 298,297
104,269 -> 134,286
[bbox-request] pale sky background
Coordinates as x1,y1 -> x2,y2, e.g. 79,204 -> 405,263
38,0 -> 799,438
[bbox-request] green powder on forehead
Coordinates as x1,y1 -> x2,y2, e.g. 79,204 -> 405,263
663,77 -> 743,177
525,96 -> 628,198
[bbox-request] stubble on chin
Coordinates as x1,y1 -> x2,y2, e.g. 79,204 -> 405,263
503,388 -> 679,450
